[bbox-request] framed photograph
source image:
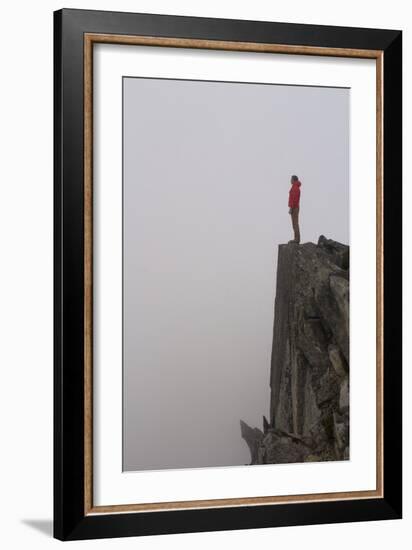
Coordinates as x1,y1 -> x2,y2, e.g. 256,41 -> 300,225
54,8 -> 402,540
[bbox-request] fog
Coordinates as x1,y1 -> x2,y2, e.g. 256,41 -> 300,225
122,77 -> 349,471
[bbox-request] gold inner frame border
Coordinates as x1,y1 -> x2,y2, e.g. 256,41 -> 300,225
83,33 -> 384,515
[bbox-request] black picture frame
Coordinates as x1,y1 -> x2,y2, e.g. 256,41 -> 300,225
54,8 -> 402,541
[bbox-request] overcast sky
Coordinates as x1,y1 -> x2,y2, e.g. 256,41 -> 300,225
123,77 -> 349,471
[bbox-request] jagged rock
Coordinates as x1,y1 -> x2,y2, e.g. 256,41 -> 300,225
329,275 -> 349,363
328,344 -> 348,378
304,454 -> 322,462
258,431 -> 310,464
339,377 -> 349,413
241,237 -> 349,465
318,235 -> 349,270
333,412 -> 349,452
317,370 -> 340,406
240,420 -> 263,464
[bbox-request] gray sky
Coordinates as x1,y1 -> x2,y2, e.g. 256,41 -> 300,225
123,77 -> 349,471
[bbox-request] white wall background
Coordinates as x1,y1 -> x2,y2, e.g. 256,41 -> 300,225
0,0 -> 408,548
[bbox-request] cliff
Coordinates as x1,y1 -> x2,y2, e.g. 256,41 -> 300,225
241,236 -> 349,464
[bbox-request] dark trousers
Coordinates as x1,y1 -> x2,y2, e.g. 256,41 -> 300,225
290,207 -> 300,243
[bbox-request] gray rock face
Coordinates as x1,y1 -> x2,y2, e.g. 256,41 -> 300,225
241,236 -> 349,465
240,420 -> 264,464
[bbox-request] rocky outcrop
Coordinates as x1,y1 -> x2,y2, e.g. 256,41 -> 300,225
240,421 -> 264,464
241,236 -> 349,465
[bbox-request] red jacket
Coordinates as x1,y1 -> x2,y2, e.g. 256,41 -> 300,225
288,180 -> 301,208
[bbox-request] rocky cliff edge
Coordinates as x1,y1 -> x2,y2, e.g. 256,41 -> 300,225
241,236 -> 349,464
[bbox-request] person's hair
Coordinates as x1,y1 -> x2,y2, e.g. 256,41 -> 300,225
291,175 -> 299,181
